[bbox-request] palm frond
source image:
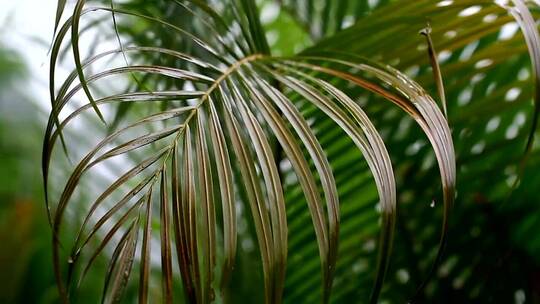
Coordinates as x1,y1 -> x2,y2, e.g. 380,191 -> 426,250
43,0 -> 540,303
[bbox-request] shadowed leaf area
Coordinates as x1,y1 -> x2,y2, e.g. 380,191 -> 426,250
42,0 -> 540,303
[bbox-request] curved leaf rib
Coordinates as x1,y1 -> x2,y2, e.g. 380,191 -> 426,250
71,0 -> 107,123
159,168 -> 174,303
259,61 -> 397,303
280,57 -> 455,299
138,187 -> 153,304
498,0 -> 540,194
171,142 -> 196,303
76,194 -> 145,291
219,85 -> 275,304
237,67 -> 340,303
195,113 -> 218,304
207,101 -> 237,295
228,78 -> 288,303
101,218 -> 139,304
181,126 -> 203,303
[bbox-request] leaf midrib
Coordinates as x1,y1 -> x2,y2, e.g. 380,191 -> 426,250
148,53 -> 266,186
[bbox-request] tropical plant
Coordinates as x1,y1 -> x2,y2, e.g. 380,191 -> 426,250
43,0 -> 540,303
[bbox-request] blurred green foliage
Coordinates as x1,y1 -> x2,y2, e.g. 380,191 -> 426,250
0,45 -> 57,304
